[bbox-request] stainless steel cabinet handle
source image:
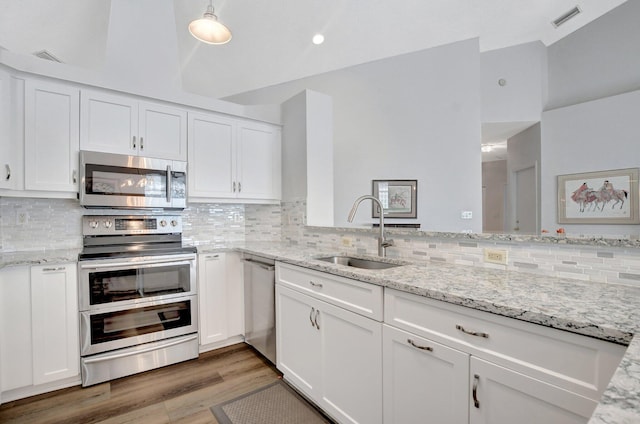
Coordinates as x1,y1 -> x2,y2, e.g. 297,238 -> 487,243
72,170 -> 77,184
206,254 -> 220,259
233,181 -> 236,192
309,280 -> 323,288
42,266 -> 65,272
132,135 -> 136,149
238,182 -> 241,192
456,324 -> 489,338
140,137 -> 144,150
5,164 -> 10,181
310,307 -> 316,328
314,309 -> 320,330
407,339 -> 433,352
472,374 -> 480,408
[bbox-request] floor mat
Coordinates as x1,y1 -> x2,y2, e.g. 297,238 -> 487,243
210,380 -> 332,424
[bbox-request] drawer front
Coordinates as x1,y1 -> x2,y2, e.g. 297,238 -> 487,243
276,263 -> 383,321
384,288 -> 625,400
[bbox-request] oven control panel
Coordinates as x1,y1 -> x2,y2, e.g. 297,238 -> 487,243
82,215 -> 183,236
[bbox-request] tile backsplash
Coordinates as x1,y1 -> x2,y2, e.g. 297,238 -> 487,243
2,197 -> 639,288
0,197 -> 282,252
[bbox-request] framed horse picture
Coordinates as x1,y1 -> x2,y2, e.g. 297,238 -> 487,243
372,180 -> 417,218
557,168 -> 639,224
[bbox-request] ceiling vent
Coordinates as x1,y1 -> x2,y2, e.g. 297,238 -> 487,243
552,6 -> 582,28
32,50 -> 63,63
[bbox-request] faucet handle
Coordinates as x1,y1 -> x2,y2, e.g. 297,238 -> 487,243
381,239 -> 394,248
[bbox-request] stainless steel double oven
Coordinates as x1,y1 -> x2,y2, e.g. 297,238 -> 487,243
77,215 -> 198,387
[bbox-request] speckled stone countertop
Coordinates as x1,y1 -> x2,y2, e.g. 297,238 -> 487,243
2,243 -> 639,423
226,242 -> 640,424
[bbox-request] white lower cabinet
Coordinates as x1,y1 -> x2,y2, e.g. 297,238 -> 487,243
383,288 -> 624,424
383,325 -> 469,424
198,252 -> 244,350
276,264 -> 383,424
469,357 -> 595,424
0,263 -> 79,402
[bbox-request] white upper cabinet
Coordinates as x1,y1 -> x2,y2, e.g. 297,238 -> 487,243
236,121 -> 281,200
188,111 -> 281,203
0,68 -> 13,189
24,79 -> 80,192
80,90 -> 187,160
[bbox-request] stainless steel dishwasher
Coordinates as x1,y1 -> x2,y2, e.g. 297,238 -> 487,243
243,254 -> 276,364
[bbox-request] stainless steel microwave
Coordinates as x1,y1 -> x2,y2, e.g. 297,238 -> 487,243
79,151 -> 187,209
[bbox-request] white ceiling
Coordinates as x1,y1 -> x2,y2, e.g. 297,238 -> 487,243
0,0 -> 627,100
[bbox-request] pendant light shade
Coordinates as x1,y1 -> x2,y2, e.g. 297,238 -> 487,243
189,1 -> 232,45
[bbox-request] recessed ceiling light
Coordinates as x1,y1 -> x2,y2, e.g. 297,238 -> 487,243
312,34 -> 325,45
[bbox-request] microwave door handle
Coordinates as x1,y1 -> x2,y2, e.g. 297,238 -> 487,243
166,165 -> 172,203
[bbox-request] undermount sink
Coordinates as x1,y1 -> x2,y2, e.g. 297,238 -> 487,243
316,255 -> 402,270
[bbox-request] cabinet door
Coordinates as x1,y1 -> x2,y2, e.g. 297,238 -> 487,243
187,112 -> 236,200
30,264 -> 79,385
24,80 -> 79,192
225,252 -> 244,337
138,101 -> 187,160
469,357 -> 597,424
319,296 -> 383,424
0,69 -> 12,189
80,90 -> 138,155
383,325 -> 469,424
276,284 -> 321,399
236,121 -> 281,200
0,266 -> 33,392
198,253 -> 228,345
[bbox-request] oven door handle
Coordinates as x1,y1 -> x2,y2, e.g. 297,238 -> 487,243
82,334 -> 198,364
79,255 -> 196,270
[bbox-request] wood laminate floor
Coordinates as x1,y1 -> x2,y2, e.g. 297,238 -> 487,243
0,343 -> 281,424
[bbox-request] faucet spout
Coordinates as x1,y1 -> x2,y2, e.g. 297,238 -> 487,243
347,195 -> 394,257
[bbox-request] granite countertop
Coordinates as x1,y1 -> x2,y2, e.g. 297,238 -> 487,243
2,243 -> 639,423
228,242 -> 640,424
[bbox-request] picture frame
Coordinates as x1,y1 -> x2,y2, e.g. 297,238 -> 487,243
557,168 -> 639,224
372,180 -> 417,219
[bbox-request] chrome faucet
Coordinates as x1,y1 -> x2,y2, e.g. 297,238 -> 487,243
347,195 -> 394,257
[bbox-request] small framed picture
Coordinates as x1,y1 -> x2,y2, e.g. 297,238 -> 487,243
557,168 -> 639,224
372,180 -> 417,219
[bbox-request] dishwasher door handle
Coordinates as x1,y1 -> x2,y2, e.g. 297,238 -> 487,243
242,258 -> 275,271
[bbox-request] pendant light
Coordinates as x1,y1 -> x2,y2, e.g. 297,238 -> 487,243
189,0 -> 232,45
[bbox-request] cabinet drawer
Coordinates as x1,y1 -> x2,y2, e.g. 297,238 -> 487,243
384,288 -> 625,400
276,263 -> 383,321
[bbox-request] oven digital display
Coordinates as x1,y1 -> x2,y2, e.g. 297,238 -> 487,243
114,218 -> 157,231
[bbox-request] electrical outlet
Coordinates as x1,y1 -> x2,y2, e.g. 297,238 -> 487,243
461,211 -> 473,219
484,248 -> 507,265
341,237 -> 352,247
16,207 -> 29,225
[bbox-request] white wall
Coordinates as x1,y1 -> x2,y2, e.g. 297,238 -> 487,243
481,41 -> 547,123
229,38 -> 483,233
541,90 -> 640,237
546,0 -> 640,110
